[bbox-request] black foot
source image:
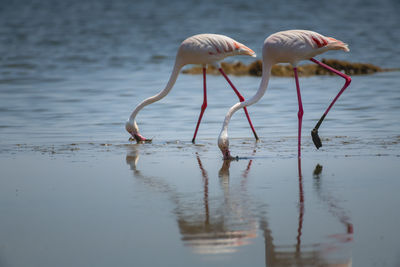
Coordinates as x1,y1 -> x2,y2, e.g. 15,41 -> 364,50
311,128 -> 322,149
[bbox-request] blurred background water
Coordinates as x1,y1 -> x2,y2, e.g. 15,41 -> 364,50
0,0 -> 399,145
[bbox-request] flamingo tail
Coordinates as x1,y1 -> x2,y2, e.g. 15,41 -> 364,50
326,38 -> 350,52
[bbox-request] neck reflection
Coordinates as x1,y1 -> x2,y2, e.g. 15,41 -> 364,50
126,146 -> 258,255
186,153 -> 258,254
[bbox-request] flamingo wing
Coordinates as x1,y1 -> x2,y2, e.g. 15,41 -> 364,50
305,31 -> 349,52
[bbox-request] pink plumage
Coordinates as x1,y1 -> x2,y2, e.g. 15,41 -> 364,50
218,30 -> 352,160
263,30 -> 349,66
126,34 -> 258,144
177,34 -> 256,65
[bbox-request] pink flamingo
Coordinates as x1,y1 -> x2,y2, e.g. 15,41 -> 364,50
218,30 -> 352,159
126,34 -> 259,143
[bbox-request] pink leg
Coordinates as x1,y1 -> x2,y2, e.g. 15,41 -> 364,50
218,68 -> 259,141
192,67 -> 207,143
294,67 -> 304,158
309,58 -> 352,149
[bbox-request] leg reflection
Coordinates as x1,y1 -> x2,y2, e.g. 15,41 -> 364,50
127,148 -> 258,255
242,147 -> 257,179
296,158 -> 304,253
196,153 -> 209,226
260,159 -> 353,266
312,163 -> 354,243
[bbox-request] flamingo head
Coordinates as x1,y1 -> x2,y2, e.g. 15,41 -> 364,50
125,120 -> 152,143
218,132 -> 233,160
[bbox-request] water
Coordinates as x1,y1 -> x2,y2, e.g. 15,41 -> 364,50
1,0 -> 400,266
1,0 -> 400,144
1,145 -> 400,266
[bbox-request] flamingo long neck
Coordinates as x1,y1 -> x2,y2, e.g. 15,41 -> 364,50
128,60 -> 183,124
221,60 -> 272,133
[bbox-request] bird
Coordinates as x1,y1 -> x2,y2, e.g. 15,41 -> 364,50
126,33 -> 259,144
218,30 -> 352,160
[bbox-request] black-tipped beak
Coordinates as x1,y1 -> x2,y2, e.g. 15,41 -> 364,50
129,133 -> 152,144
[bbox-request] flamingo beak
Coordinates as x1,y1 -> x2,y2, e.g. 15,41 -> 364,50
239,46 -> 256,57
130,132 -> 152,143
249,50 -> 257,57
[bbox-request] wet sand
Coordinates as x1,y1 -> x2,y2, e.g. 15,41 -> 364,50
1,136 -> 400,267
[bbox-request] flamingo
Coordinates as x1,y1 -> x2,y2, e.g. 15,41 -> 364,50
218,30 -> 352,159
126,33 -> 259,143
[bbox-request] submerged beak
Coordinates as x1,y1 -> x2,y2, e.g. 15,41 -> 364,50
129,132 -> 152,143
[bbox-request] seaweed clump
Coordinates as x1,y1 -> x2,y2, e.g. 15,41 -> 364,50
182,59 -> 389,77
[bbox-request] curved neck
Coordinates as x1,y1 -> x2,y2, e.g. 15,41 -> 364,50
221,60 -> 272,132
129,60 -> 183,122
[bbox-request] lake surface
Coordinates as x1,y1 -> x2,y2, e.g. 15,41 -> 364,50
1,0 -> 400,266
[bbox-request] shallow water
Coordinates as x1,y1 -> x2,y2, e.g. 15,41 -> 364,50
1,0 -> 400,266
1,143 -> 400,267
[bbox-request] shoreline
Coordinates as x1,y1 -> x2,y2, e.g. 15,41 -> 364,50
2,134 -> 399,159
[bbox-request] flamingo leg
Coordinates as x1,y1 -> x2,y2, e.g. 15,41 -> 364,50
296,157 -> 304,251
294,67 -> 304,158
309,58 -> 352,149
218,68 -> 259,141
192,66 -> 208,143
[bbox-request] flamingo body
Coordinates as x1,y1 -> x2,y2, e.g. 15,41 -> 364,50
126,34 -> 257,143
264,30 -> 349,66
218,30 -> 351,159
178,34 -> 256,65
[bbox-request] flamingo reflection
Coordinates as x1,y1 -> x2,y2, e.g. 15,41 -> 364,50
260,158 -> 353,266
312,163 -> 354,244
180,153 -> 258,254
125,146 -> 353,264
126,146 -> 258,255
